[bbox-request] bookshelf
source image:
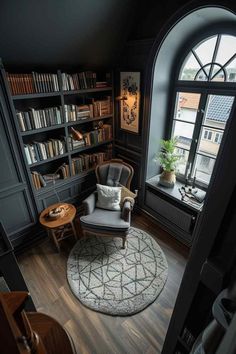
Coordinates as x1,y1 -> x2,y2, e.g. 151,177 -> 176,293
3,67 -> 114,212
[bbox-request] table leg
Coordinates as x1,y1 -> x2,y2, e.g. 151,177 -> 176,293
70,221 -> 77,240
50,229 -> 60,253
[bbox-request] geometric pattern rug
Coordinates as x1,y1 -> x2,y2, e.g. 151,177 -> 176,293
67,227 -> 168,316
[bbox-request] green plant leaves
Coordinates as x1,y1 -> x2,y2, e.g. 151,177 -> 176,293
157,137 -> 181,172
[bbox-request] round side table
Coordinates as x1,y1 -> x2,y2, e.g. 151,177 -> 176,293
39,203 -> 77,252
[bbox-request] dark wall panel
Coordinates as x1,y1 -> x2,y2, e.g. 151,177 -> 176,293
0,190 -> 34,235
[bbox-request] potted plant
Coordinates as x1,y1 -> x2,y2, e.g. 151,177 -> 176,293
157,137 -> 181,187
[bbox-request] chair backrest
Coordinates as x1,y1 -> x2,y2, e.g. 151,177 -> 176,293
95,159 -> 134,189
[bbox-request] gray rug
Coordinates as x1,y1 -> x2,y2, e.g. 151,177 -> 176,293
67,227 -> 168,315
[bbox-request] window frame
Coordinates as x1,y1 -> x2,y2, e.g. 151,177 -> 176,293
168,83 -> 235,189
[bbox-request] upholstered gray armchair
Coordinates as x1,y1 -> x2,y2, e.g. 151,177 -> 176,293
80,159 -> 135,248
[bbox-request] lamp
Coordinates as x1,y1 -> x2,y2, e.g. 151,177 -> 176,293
115,95 -> 128,101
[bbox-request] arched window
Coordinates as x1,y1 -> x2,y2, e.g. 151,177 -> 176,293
171,34 -> 236,187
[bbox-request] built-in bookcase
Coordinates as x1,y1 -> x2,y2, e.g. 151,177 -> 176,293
2,66 -> 114,212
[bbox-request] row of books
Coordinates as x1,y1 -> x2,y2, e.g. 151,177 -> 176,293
92,97 -> 112,117
31,146 -> 112,190
64,104 -> 93,122
64,97 -> 112,122
31,164 -> 69,190
61,71 -> 111,90
7,72 -> 59,95
71,151 -> 109,175
24,138 -> 66,165
80,124 -> 112,148
16,97 -> 112,132
17,106 -> 63,132
67,135 -> 85,150
7,71 -> 111,95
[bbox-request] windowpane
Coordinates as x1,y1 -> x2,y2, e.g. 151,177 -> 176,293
226,57 -> 236,82
194,36 -> 217,66
203,95 -> 234,129
192,154 -> 215,185
172,120 -> 194,150
195,66 -> 210,81
210,64 -> 225,82
179,53 -> 201,80
174,34 -> 236,187
175,92 -> 200,123
174,148 -> 189,175
215,35 -> 236,66
214,132 -> 222,144
198,128 -> 223,157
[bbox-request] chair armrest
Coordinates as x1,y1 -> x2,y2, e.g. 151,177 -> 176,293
82,192 -> 97,215
122,199 -> 133,222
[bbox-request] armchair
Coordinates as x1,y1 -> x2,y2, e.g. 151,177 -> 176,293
80,159 -> 135,248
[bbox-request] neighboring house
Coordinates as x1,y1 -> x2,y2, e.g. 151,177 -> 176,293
175,93 -> 233,182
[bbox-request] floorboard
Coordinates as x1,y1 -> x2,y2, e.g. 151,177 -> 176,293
17,212 -> 188,354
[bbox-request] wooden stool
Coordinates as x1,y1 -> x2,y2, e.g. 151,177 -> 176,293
39,203 -> 77,252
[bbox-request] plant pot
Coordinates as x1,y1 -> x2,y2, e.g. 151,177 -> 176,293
159,170 -> 176,188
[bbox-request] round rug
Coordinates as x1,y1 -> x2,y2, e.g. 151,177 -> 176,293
67,227 -> 168,315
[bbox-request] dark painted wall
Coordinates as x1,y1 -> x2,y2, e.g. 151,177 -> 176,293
0,0 -> 137,69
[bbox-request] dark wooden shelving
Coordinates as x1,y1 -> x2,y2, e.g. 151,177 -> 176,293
4,66 -> 114,215
70,139 -> 113,155
12,87 -> 112,100
21,124 -> 65,136
66,114 -> 112,126
35,168 -> 95,195
12,92 -> 61,100
20,115 -> 113,136
63,87 -> 112,95
29,152 -> 69,167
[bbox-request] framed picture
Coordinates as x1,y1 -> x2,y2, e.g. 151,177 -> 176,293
120,71 -> 140,134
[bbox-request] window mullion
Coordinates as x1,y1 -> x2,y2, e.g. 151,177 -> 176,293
187,93 -> 208,180
208,35 -> 221,81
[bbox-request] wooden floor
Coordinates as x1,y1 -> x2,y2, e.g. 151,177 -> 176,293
17,212 -> 188,354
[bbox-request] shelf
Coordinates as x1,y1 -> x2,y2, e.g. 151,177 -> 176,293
11,87 -> 112,100
29,152 -> 69,167
66,114 -> 113,126
5,66 -> 114,214
35,168 -> 95,195
12,92 -> 61,100
21,124 -> 65,136
146,175 -> 203,213
70,139 -> 113,155
63,87 -> 112,95
20,115 -> 112,136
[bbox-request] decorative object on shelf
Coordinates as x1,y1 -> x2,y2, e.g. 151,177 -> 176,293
179,186 -> 206,203
71,127 -> 83,141
156,137 -> 181,188
119,71 -> 140,134
67,227 -> 168,315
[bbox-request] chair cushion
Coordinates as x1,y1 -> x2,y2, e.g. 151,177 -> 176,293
97,162 -> 131,187
119,184 -> 136,205
96,184 -> 121,211
80,208 -> 130,231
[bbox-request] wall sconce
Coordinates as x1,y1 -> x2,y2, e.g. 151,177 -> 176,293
115,95 -> 128,101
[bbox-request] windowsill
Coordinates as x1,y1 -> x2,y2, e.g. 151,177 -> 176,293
146,175 -> 204,212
